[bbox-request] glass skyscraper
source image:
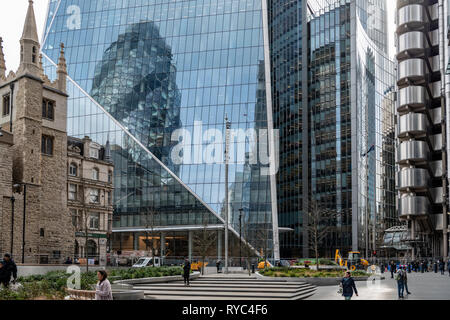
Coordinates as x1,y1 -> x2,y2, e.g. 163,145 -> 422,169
41,0 -> 278,260
307,0 -> 396,257
41,0 -> 396,260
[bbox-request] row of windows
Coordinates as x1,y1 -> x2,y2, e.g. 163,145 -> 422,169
1,95 -> 55,120
68,183 -> 113,205
70,209 -> 111,231
69,163 -> 113,182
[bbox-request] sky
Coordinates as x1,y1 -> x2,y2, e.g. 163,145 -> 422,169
0,0 -> 48,73
0,0 -> 397,73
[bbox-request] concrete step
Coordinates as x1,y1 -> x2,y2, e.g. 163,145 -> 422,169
135,282 -> 312,290
192,279 -> 308,286
140,289 -> 311,299
135,285 -> 305,293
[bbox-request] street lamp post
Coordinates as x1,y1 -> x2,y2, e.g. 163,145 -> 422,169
14,183 -> 28,264
10,196 -> 15,256
224,115 -> 231,274
9,83 -> 14,133
22,184 -> 27,264
239,208 -> 243,268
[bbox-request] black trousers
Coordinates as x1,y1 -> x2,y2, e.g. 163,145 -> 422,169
183,274 -> 190,285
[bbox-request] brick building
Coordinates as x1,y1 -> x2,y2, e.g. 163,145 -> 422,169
0,0 -> 74,264
67,136 -> 114,266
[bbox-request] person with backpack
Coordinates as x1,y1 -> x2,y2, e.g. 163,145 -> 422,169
341,271 -> 358,300
395,266 -> 406,299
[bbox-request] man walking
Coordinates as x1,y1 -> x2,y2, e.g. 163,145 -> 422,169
439,260 -> 445,275
341,271 -> 358,300
390,261 -> 396,279
2,254 -> 17,287
395,266 -> 406,299
216,259 -> 221,273
183,258 -> 191,286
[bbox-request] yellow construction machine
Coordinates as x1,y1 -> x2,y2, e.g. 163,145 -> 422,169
335,250 -> 369,271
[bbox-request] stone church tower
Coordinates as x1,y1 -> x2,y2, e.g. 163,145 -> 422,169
0,0 -> 74,264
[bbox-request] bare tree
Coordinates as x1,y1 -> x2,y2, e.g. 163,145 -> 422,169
240,215 -> 257,276
254,213 -> 271,270
143,207 -> 156,258
193,212 -> 217,275
305,199 -> 336,271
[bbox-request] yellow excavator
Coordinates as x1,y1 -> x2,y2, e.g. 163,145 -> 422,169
335,250 -> 369,271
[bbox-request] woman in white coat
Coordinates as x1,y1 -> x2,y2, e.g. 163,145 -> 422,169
95,270 -> 113,300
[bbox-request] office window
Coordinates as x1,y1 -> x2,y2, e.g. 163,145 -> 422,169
42,99 -> 55,120
70,209 -> 79,229
92,168 -> 99,180
69,163 -> 78,176
90,188 -> 99,203
90,148 -> 99,159
107,191 -> 112,205
41,135 -> 53,155
89,212 -> 100,229
2,94 -> 10,116
68,184 -> 77,201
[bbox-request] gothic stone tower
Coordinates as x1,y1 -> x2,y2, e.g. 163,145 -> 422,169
0,0 -> 74,263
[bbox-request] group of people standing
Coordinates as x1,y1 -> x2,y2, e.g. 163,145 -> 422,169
387,258 -> 450,276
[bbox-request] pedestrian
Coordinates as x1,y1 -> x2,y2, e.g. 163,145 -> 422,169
183,258 -> 191,286
390,261 -> 396,279
216,259 -> 221,273
0,261 -> 9,288
2,254 -> 17,287
341,271 -> 358,300
395,266 -> 406,299
447,258 -> 450,276
439,260 -> 445,275
95,270 -> 113,300
403,267 -> 412,295
64,257 -> 73,265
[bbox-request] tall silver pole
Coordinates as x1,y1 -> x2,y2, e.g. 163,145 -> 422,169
224,116 -> 231,274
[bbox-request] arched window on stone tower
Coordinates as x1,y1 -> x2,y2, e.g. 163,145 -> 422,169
32,46 -> 36,63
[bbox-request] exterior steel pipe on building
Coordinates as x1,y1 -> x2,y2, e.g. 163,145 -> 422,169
397,168 -> 430,190
396,140 -> 430,163
398,196 -> 430,218
397,86 -> 427,112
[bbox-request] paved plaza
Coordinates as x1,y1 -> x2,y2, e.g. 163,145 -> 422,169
307,272 -> 450,300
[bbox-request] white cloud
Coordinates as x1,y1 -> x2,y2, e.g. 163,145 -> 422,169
0,0 -> 48,73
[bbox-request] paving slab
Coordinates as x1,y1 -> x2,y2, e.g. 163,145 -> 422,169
307,272 -> 450,300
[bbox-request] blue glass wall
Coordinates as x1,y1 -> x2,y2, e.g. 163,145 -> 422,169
41,0 -> 275,257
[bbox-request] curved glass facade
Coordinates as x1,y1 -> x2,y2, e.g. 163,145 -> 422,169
41,0 -> 276,259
